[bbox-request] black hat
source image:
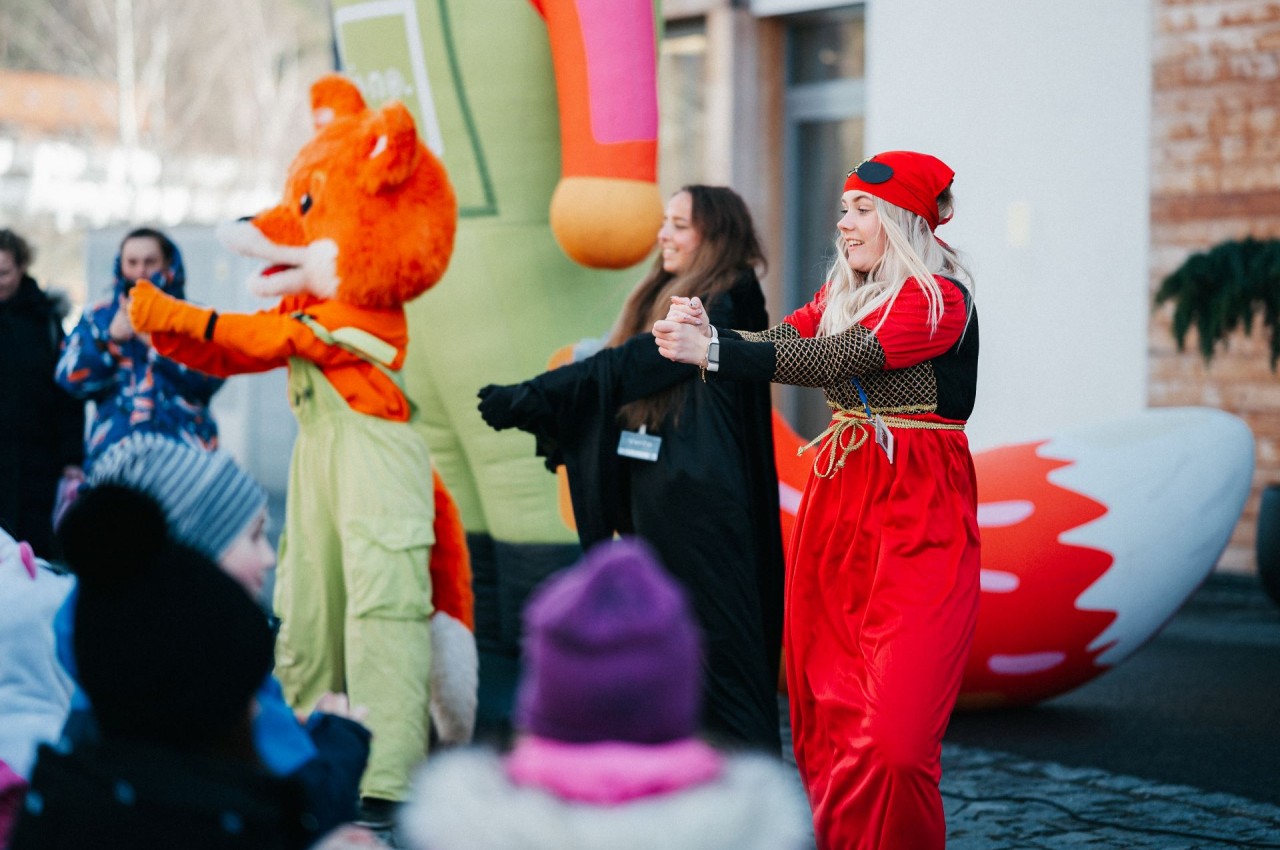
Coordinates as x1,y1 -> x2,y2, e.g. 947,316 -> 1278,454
57,485 -> 274,750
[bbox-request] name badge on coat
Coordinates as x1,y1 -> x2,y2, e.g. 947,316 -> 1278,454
617,425 -> 661,462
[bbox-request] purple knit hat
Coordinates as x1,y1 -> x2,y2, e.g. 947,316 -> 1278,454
514,537 -> 702,745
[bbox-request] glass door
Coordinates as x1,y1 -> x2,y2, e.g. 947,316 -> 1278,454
782,5 -> 866,437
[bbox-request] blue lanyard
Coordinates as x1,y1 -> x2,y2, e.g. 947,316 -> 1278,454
851,375 -> 875,420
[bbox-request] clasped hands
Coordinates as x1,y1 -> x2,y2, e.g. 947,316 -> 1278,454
653,296 -> 712,365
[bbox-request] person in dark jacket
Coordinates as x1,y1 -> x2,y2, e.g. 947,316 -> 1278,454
477,186 -> 784,752
54,227 -> 222,470
0,229 -> 85,560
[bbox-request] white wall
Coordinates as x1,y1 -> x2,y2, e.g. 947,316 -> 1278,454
865,0 -> 1153,451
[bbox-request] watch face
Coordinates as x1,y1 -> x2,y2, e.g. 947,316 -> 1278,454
708,340 -> 720,362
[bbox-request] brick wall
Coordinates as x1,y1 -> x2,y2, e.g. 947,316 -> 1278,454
1150,0 -> 1280,572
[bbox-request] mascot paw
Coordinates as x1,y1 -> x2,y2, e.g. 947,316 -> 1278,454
128,281 -> 211,339
126,280 -> 166,331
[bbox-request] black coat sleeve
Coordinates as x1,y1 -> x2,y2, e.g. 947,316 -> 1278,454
477,329 -> 699,470
52,321 -> 86,468
291,713 -> 372,833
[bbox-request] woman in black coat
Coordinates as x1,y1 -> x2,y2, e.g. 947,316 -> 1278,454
0,229 -> 84,558
478,186 -> 785,752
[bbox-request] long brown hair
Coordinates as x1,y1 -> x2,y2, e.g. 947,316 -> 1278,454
612,185 -> 766,430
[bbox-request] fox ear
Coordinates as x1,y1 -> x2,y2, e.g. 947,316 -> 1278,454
311,74 -> 367,131
359,101 -> 420,193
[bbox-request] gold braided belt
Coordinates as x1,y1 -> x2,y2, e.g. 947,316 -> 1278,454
799,403 -> 966,479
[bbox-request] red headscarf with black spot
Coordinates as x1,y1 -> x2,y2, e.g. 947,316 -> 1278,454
844,151 -> 955,231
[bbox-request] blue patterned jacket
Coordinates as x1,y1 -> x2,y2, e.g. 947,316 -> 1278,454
55,242 -> 223,469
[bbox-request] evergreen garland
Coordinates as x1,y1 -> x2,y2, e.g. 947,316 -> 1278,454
1153,237 -> 1280,369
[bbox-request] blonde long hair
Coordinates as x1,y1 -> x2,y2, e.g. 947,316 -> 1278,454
817,188 -> 972,338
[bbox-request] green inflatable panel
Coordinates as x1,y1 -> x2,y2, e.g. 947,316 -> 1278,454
330,0 -> 663,680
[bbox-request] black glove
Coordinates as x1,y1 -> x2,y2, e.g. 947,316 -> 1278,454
477,383 -> 535,431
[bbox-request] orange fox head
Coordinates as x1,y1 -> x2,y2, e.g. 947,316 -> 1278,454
219,74 -> 457,310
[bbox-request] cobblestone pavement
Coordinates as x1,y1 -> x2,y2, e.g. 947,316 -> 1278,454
373,738 -> 1280,849
942,744 -> 1280,850
777,692 -> 1280,849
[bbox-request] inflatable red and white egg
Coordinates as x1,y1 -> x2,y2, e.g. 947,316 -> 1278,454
773,407 -> 1254,707
957,406 -> 1253,706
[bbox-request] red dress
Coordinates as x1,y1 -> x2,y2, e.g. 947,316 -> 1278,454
718,276 -> 980,850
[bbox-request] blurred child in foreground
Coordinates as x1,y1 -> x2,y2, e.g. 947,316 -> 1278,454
398,538 -> 811,850
52,434 -> 371,834
12,484 -> 312,849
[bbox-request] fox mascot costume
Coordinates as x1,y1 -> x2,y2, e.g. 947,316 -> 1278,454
327,0 -> 663,710
128,74 -> 475,805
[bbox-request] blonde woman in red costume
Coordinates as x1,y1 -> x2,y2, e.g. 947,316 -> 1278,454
653,151 -> 980,850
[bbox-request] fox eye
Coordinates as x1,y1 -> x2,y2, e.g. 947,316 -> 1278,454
299,193 -> 313,215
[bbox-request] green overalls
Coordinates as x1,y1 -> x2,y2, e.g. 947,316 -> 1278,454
272,320 -> 435,801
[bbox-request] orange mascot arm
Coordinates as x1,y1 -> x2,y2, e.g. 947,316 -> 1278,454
130,280 -> 337,376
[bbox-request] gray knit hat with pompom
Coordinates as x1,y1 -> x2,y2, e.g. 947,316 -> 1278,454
87,434 -> 267,560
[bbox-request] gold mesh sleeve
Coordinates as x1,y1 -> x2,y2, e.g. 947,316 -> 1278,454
770,323 -> 886,388
736,323 -> 801,343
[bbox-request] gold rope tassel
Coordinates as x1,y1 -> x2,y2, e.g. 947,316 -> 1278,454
798,404 -> 966,479
799,415 -> 870,479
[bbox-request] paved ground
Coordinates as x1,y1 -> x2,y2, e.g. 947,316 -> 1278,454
946,574 -> 1280,807
775,710 -> 1280,850
782,572 -> 1280,848
769,703 -> 1280,850
941,745 -> 1280,849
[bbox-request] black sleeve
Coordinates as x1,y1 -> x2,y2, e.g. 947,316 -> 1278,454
608,330 -> 700,406
478,331 -> 697,438
715,335 -> 778,382
291,713 -> 372,833
52,322 -> 86,468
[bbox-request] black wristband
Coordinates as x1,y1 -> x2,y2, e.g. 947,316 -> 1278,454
203,312 -> 219,340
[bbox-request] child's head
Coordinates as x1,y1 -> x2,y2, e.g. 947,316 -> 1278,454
514,537 -> 702,745
85,435 -> 273,597
0,530 -> 75,780
217,506 -> 275,599
56,485 -> 274,753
